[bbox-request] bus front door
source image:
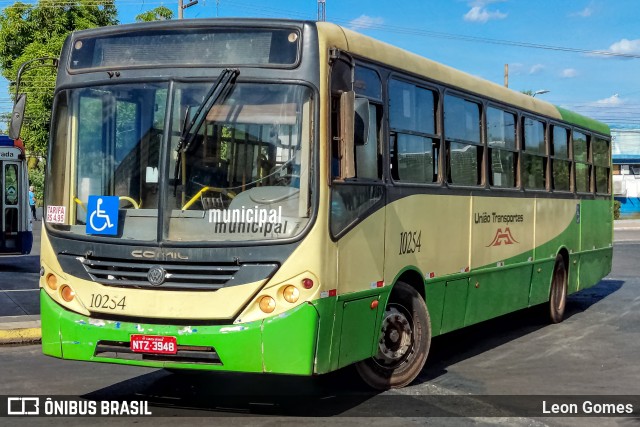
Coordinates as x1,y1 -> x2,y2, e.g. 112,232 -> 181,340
1,161 -> 21,252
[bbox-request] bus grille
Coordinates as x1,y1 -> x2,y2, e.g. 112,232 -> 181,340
95,340 -> 222,364
77,256 -> 277,291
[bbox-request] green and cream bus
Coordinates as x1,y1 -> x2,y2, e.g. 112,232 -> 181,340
18,19 -> 612,389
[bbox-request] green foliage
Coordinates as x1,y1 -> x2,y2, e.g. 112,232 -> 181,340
136,6 -> 174,22
0,0 -> 118,156
614,200 -> 621,220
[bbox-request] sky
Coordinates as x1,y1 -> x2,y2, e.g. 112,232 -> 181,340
1,0 -> 640,131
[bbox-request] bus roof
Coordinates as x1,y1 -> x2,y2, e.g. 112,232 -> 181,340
316,22 -> 610,136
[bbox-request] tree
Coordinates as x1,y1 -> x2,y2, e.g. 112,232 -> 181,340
0,0 -> 118,157
136,6 -> 174,22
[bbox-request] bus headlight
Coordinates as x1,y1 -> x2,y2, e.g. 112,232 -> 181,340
259,296 -> 276,313
60,285 -> 75,302
46,273 -> 58,290
234,272 -> 320,324
282,285 -> 300,303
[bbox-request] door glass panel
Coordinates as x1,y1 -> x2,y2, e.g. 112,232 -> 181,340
4,164 -> 18,206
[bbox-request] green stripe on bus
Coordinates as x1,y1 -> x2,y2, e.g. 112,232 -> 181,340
555,106 -> 610,135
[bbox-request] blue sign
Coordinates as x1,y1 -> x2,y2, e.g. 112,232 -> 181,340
0,135 -> 13,146
86,196 -> 119,235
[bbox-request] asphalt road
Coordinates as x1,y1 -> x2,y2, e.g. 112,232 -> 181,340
0,229 -> 639,426
0,221 -> 40,316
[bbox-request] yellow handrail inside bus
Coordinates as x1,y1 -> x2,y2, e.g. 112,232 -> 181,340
181,186 -> 236,211
74,197 -> 85,211
119,196 -> 140,209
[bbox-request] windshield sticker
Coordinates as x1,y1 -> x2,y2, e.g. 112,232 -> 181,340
86,196 -> 119,235
208,206 -> 288,236
46,206 -> 66,224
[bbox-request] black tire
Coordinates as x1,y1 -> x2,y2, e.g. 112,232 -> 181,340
355,281 -> 431,390
549,254 -> 568,324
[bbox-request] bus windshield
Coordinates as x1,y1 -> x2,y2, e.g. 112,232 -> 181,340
46,81 -> 314,243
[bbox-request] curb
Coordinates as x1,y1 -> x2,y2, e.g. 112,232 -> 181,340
0,327 -> 42,345
0,317 -> 42,345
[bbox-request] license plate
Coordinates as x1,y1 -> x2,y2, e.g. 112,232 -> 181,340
130,334 -> 177,355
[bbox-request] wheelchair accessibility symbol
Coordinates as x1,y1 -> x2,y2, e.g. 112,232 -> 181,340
86,195 -> 119,235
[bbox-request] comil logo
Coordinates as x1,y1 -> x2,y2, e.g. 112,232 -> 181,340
486,227 -> 519,247
7,397 -> 40,415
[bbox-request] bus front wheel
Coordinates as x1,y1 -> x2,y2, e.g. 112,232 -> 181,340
549,254 -> 568,324
355,281 -> 431,390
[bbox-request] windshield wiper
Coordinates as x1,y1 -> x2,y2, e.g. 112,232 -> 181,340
174,68 -> 239,194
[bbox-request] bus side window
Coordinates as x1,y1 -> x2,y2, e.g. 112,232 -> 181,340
353,65 -> 382,181
389,79 -> 439,184
573,131 -> 591,193
444,94 -> 482,186
551,125 -> 571,191
330,60 -> 384,181
593,137 -> 610,194
487,107 -> 517,188
355,103 -> 382,180
329,59 -> 384,236
330,56 -> 352,180
522,117 -> 546,190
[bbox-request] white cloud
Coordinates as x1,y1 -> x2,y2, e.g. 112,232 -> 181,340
349,15 -> 384,31
573,7 -> 593,17
566,94 -> 636,124
561,68 -> 578,78
607,38 -> 640,56
463,6 -> 507,23
529,64 -> 544,74
509,63 -> 524,76
595,94 -> 623,106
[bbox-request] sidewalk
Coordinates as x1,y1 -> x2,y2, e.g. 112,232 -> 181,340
613,218 -> 640,230
0,218 -> 41,344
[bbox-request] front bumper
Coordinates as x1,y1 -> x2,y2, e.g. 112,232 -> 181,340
40,290 -> 320,375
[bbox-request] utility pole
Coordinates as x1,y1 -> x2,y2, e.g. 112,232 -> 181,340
178,0 -> 199,19
504,64 -> 509,88
318,0 -> 326,21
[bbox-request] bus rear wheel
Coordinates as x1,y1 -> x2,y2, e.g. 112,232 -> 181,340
355,281 -> 431,390
549,254 -> 568,324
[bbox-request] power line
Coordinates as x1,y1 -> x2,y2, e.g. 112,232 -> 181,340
222,0 -> 640,59
1,0 -> 639,59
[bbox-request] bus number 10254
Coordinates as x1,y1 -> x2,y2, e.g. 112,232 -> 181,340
399,230 -> 422,255
90,293 -> 127,310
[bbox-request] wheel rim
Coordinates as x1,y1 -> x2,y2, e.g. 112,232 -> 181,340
373,304 -> 414,368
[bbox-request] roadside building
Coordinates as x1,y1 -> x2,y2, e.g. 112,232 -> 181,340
612,125 -> 640,216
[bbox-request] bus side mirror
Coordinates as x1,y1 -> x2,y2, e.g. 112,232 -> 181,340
354,97 -> 370,146
339,91 -> 356,179
9,93 -> 26,140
